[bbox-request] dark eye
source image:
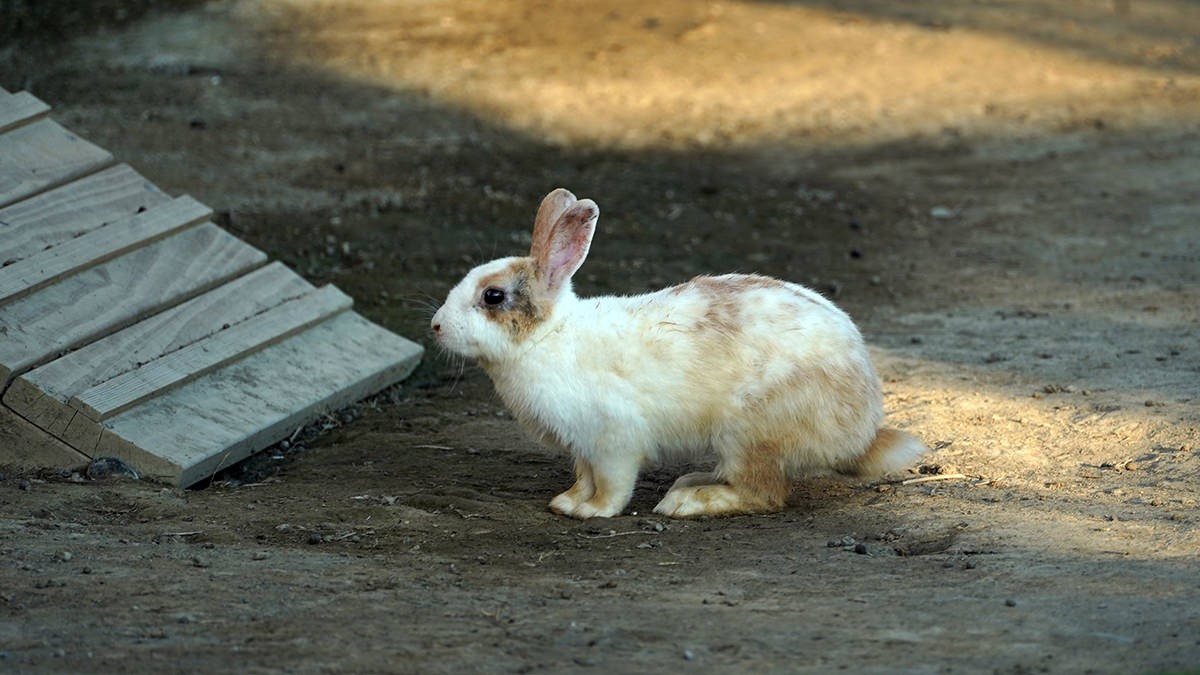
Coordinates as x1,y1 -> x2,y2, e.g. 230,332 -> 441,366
482,287 -> 506,307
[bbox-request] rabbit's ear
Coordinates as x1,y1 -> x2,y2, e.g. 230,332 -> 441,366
531,188 -> 577,261
537,199 -> 598,293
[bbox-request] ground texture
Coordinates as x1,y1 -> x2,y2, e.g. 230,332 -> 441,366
1,1 -> 1198,672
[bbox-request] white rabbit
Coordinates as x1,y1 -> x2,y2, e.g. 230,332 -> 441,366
431,188 -> 925,519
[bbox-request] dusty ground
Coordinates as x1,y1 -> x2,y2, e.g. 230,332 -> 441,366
2,0 -> 1199,672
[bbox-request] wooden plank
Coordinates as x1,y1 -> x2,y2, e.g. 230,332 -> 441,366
0,164 -> 169,266
0,404 -> 89,470
3,263 -> 314,459
0,195 -> 212,307
70,285 -> 353,422
6,262 -> 314,415
94,312 -> 424,485
0,90 -> 51,135
0,224 -> 266,386
0,117 -> 114,208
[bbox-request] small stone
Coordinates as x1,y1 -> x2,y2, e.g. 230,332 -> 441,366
252,551 -> 269,561
1005,598 -> 1017,607
930,206 -> 956,219
56,551 -> 73,562
191,557 -> 210,569
86,457 -> 140,481
853,542 -> 869,555
307,532 -> 324,545
682,649 -> 697,661
1123,461 -> 1139,471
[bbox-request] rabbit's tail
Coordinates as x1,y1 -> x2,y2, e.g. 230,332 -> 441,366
835,428 -> 926,478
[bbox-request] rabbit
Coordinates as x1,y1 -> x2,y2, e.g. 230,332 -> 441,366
430,188 -> 926,519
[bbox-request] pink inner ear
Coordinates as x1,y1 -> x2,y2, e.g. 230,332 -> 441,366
531,188 -> 577,261
542,201 -> 597,292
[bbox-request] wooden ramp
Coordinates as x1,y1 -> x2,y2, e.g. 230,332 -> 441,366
0,87 -> 424,486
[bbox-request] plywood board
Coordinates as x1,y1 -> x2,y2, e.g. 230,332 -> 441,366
71,285 -> 353,421
0,90 -> 51,134
0,164 -> 169,266
0,223 -> 266,385
0,195 -> 212,306
0,117 -> 114,208
95,312 -> 424,485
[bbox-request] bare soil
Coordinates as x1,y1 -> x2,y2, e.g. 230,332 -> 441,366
2,1 -> 1199,672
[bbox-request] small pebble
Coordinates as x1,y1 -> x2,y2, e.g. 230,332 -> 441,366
56,551 -> 73,562
86,457 -> 140,481
1005,598 -> 1017,607
307,532 -> 324,545
683,649 -> 697,661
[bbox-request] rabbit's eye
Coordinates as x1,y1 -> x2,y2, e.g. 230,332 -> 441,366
482,287 -> 507,307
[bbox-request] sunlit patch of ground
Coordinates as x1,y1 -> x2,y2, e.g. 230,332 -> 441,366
240,0 -> 1200,149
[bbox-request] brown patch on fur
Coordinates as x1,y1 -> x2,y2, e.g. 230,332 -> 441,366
722,441 -> 791,512
476,258 -> 554,339
675,273 -> 830,343
838,427 -> 914,477
557,458 -> 595,504
588,466 -> 618,507
686,273 -> 826,309
678,275 -> 756,340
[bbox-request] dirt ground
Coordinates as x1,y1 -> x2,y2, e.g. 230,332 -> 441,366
2,1 -> 1199,672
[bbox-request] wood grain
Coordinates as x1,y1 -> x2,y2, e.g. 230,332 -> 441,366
0,118 -> 114,208
4,264 -> 314,457
0,195 -> 212,307
95,313 -> 424,485
0,90 -> 51,135
71,285 -> 353,421
0,224 -> 266,385
8,262 -> 313,409
0,164 -> 169,266
0,404 -> 89,469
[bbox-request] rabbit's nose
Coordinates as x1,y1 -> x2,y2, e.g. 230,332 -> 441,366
431,321 -> 442,334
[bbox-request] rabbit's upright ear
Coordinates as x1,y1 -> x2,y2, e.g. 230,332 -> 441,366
535,199 -> 598,294
531,188 -> 578,261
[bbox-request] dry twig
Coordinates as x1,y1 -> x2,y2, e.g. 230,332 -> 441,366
901,473 -> 970,485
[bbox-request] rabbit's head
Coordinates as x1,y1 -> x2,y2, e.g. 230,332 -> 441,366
431,188 -> 597,364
